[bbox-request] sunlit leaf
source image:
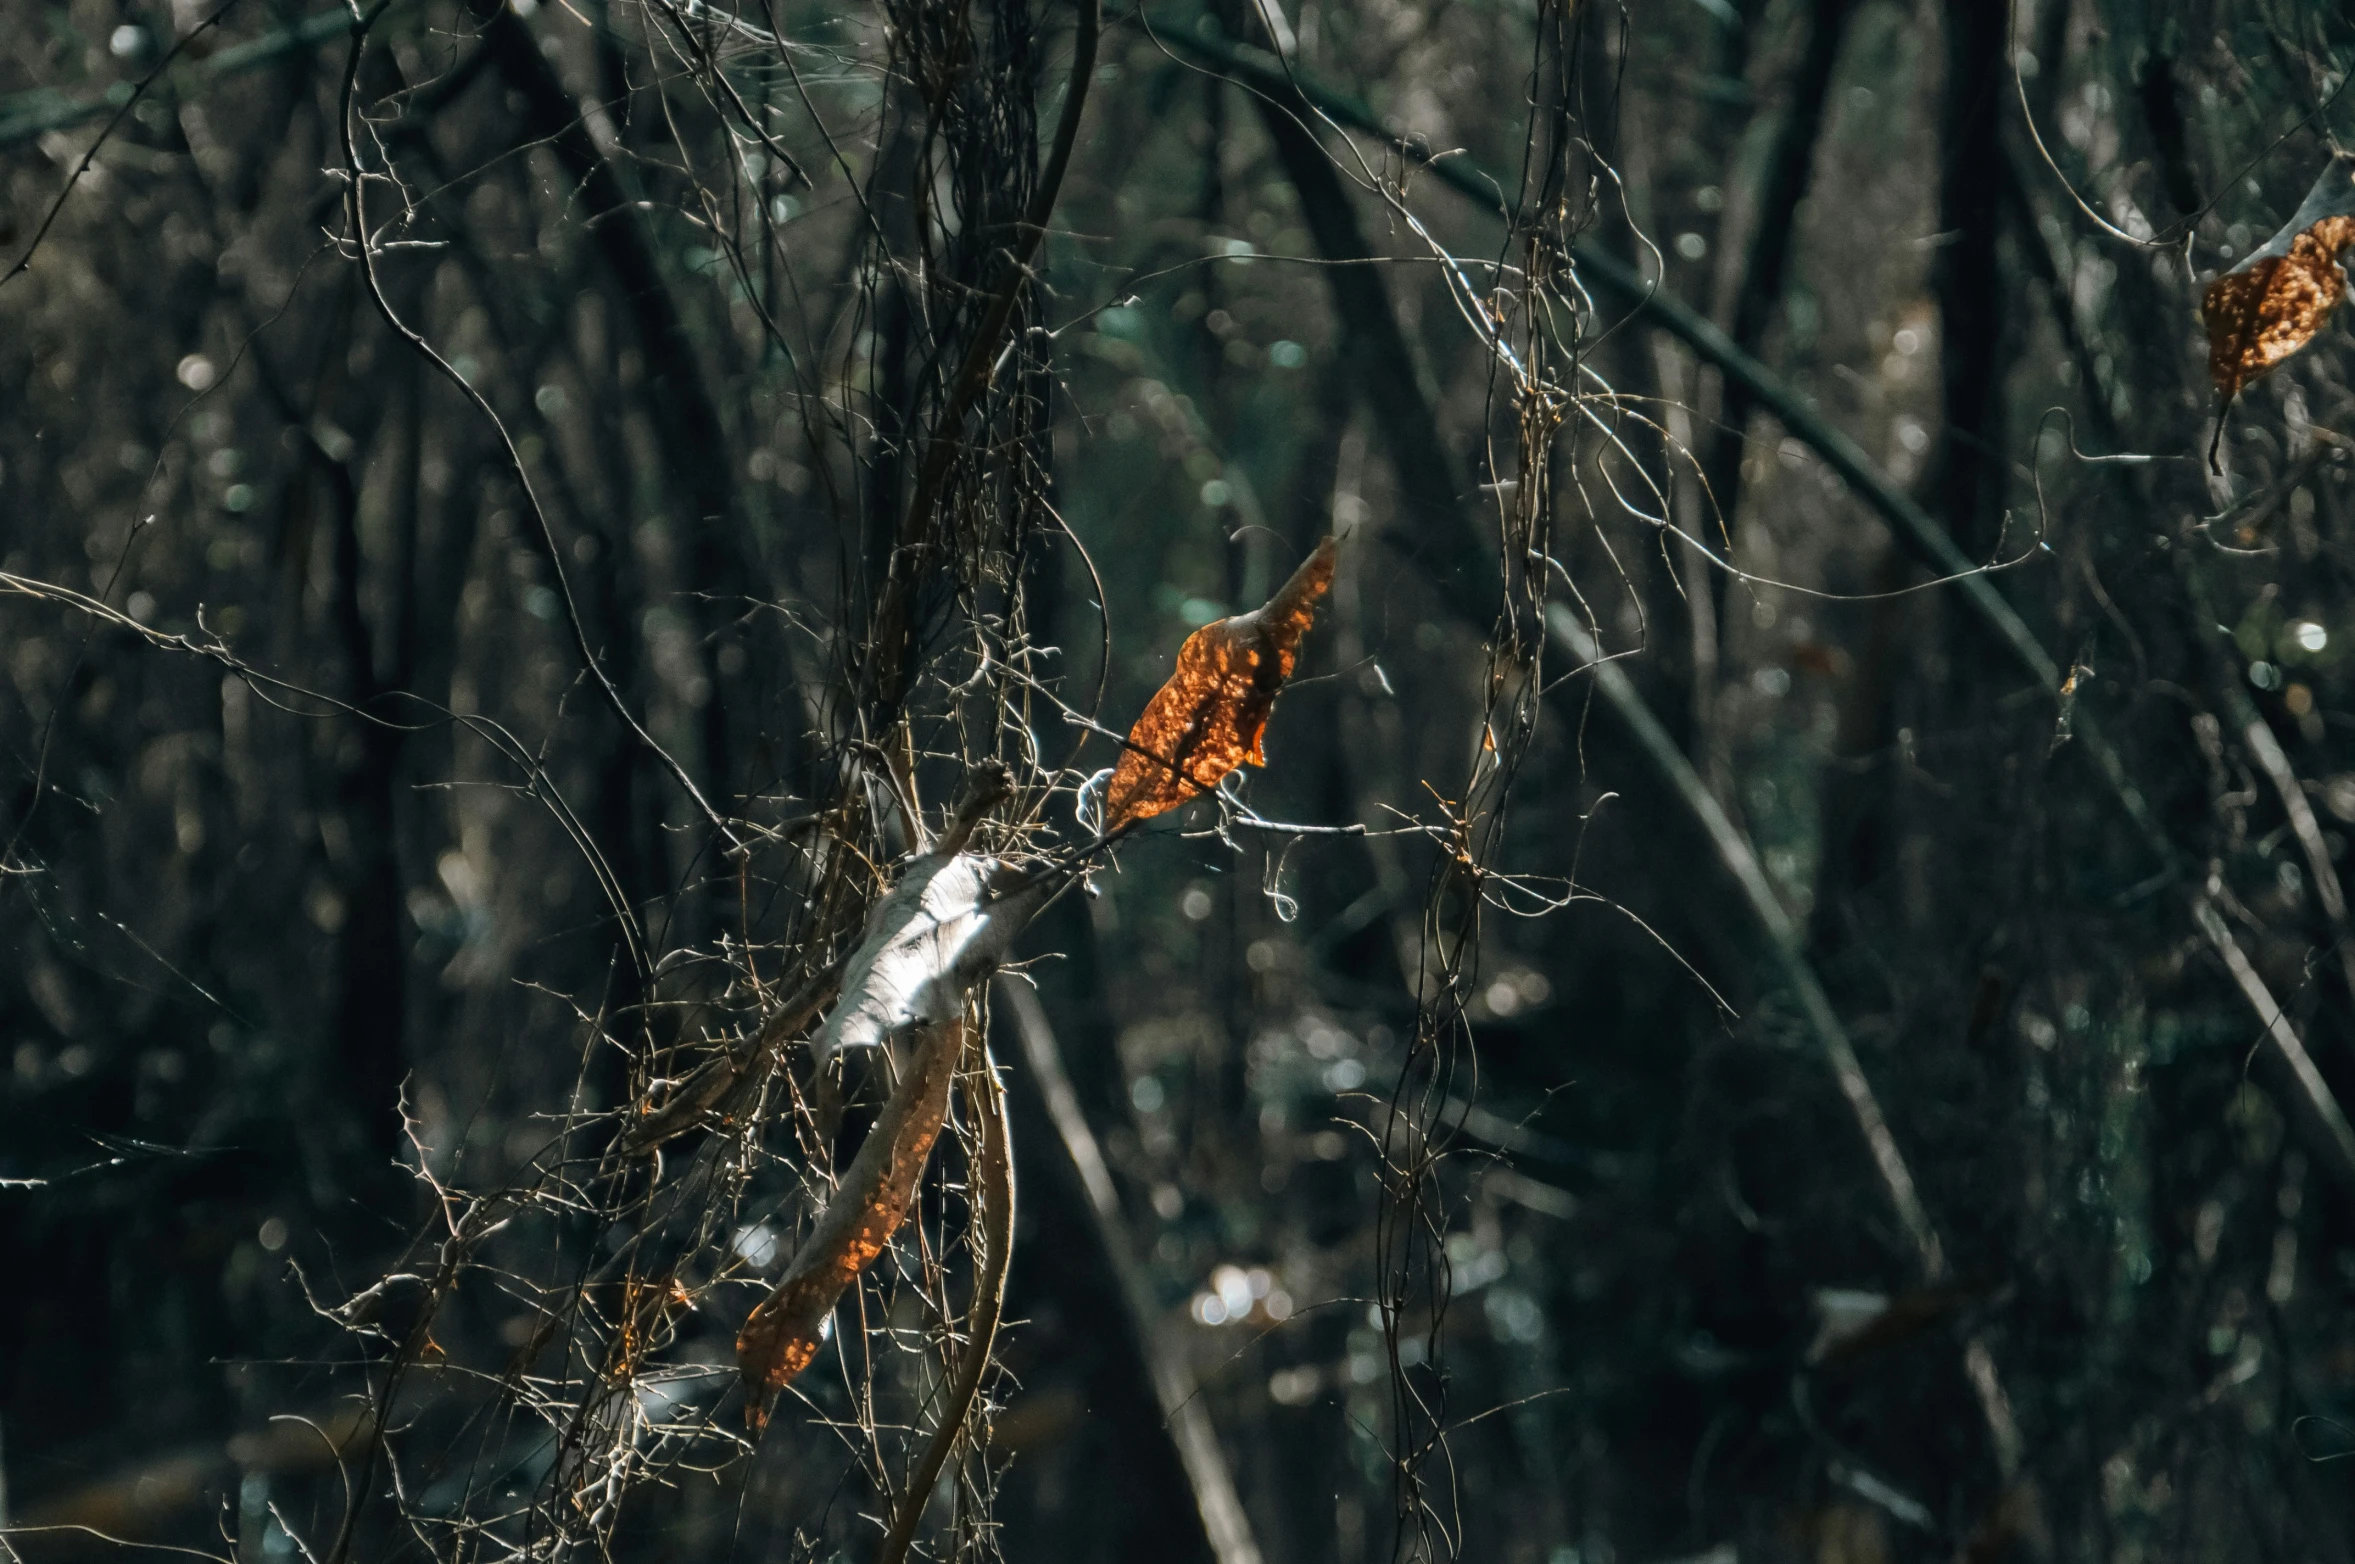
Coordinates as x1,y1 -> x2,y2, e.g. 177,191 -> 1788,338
2204,156 -> 2355,402
1102,536 -> 1338,831
736,1016 -> 967,1423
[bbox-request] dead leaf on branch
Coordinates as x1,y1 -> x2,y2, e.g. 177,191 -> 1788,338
2204,155 -> 2355,403
735,1015 -> 968,1423
1101,535 -> 1338,831
734,769 -> 1045,1422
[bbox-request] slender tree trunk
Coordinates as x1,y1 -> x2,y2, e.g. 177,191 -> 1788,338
1935,0 -> 2010,561
1804,0 -> 2010,958
322,398 -> 412,1192
1698,0 -> 1859,591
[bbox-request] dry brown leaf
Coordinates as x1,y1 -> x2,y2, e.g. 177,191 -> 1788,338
1101,536 -> 1337,831
2204,157 -> 2355,402
735,1015 -> 967,1423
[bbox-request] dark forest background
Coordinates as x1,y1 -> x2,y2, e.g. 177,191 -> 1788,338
6,0 -> 2355,1560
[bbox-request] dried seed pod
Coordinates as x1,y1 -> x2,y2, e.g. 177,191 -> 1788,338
1102,536 -> 1338,832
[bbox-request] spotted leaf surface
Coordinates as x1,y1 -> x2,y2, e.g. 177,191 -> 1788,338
1103,536 -> 1337,831
736,1016 -> 966,1421
2205,158 -> 2355,401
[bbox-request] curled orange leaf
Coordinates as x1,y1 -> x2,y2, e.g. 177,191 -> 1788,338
735,1016 -> 966,1424
2204,157 -> 2355,402
1102,536 -> 1337,832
